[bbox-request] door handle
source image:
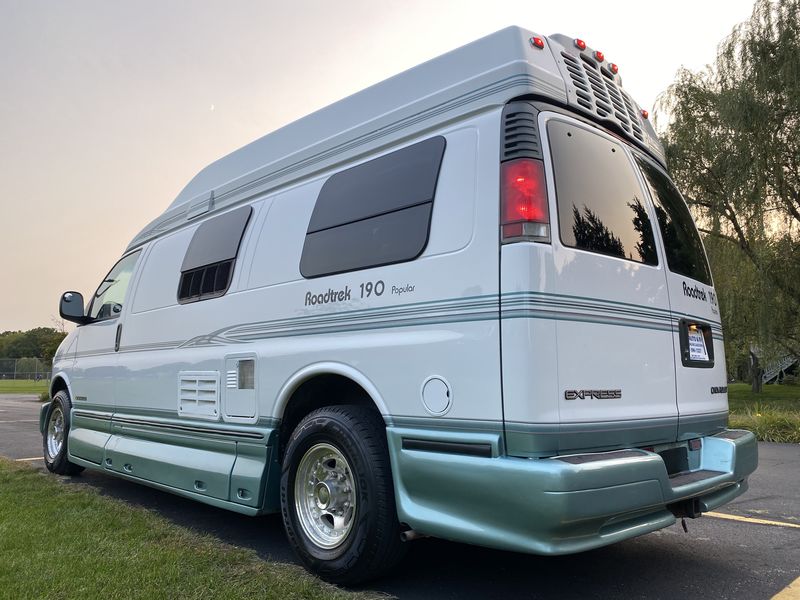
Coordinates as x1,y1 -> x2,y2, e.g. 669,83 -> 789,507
115,323 -> 122,352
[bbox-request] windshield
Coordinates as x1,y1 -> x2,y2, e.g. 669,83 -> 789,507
635,157 -> 712,285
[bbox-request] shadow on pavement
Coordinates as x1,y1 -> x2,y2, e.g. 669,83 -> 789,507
59,469 -> 768,600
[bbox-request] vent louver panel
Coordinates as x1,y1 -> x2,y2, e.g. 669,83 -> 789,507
501,102 -> 542,161
560,51 -> 645,142
178,371 -> 220,420
226,369 -> 238,389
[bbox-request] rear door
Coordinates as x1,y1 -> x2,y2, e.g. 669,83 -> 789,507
634,157 -> 728,438
541,114 -> 678,451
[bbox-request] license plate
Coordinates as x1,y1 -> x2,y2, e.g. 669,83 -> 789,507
687,329 -> 709,361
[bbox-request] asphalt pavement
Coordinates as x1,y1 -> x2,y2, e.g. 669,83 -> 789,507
3,394 -> 798,599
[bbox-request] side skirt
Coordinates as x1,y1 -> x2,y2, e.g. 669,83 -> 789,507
67,454 -> 271,517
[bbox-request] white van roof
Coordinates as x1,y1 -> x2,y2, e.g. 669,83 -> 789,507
128,26 -> 664,251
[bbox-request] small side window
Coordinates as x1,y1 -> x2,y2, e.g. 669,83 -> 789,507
300,136 -> 446,278
178,206 -> 252,303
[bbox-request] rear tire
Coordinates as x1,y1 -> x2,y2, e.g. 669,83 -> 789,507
281,404 -> 406,584
43,390 -> 84,476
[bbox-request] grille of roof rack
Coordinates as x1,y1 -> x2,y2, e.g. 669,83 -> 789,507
502,104 -> 542,161
560,51 -> 644,142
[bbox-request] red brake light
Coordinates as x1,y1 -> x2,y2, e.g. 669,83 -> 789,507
575,38 -> 586,51
529,36 -> 545,49
609,63 -> 619,74
501,159 -> 549,242
641,109 -> 649,120
594,50 -> 604,62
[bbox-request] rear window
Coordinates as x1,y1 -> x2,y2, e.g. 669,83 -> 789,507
635,158 -> 712,285
548,120 -> 658,266
300,136 -> 446,278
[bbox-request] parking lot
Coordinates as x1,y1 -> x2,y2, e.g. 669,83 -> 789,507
3,394 -> 798,599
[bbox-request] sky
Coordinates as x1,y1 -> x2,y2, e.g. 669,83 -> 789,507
0,0 -> 756,332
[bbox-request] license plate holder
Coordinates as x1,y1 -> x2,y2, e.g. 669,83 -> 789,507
679,319 -> 715,368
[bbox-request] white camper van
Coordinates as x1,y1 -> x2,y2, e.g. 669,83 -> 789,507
44,28 -> 757,583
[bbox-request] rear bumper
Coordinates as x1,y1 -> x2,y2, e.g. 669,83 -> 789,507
387,428 -> 757,555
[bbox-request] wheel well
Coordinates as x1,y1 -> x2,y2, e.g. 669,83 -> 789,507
278,374 -> 382,459
50,377 -> 68,399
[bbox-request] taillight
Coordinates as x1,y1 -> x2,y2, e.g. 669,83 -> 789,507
500,158 -> 550,242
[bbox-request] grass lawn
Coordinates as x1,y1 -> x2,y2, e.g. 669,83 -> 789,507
728,382 -> 800,443
0,379 -> 49,394
0,459 -> 378,600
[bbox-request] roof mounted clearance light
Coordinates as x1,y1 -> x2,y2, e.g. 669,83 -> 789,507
594,50 -> 605,62
609,63 -> 619,74
501,158 -> 550,243
575,38 -> 587,51
529,36 -> 545,49
641,109 -> 649,119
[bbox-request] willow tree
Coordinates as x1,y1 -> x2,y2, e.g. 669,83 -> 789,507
659,0 -> 800,374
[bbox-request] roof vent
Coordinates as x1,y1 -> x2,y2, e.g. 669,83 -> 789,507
560,51 -> 644,142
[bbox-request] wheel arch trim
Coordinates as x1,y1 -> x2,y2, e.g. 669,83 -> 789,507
272,362 -> 389,422
49,372 -> 74,400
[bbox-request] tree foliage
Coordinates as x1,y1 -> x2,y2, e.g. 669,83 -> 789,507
0,328 -> 67,362
659,0 -> 800,364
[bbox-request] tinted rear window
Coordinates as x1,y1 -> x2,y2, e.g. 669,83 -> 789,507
636,157 -> 712,285
548,120 -> 658,266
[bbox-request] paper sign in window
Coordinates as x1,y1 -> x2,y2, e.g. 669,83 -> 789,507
687,329 -> 709,361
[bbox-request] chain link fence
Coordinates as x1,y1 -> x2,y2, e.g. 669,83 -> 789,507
0,358 -> 51,381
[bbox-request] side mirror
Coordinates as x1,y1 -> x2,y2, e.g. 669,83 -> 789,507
59,291 -> 90,325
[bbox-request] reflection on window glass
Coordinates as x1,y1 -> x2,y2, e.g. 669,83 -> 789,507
89,251 -> 140,320
635,158 -> 712,285
548,120 -> 658,265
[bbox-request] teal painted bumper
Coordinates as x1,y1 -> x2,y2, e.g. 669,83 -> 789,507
387,427 -> 758,555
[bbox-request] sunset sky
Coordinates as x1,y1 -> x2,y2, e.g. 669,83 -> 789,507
1,0 -> 756,332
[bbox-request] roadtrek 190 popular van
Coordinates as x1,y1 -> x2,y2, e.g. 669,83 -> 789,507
44,27 -> 758,583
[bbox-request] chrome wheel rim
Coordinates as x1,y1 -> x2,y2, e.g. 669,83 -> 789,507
294,442 -> 357,549
46,406 -> 65,459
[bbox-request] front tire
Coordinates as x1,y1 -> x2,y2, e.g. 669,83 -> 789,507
43,390 -> 84,475
281,405 -> 406,584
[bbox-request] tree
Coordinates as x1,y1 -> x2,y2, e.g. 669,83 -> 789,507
659,0 -> 800,377
0,328 -> 67,363
571,205 -> 625,258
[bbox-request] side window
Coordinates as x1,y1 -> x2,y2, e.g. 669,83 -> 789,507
88,251 -> 141,320
300,136 -> 446,278
635,157 -> 713,285
548,120 -> 658,265
178,205 -> 252,303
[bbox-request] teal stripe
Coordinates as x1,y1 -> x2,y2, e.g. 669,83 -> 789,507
503,290 -> 722,327
95,290 -> 723,351
502,312 -> 673,333
386,415 -> 503,434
